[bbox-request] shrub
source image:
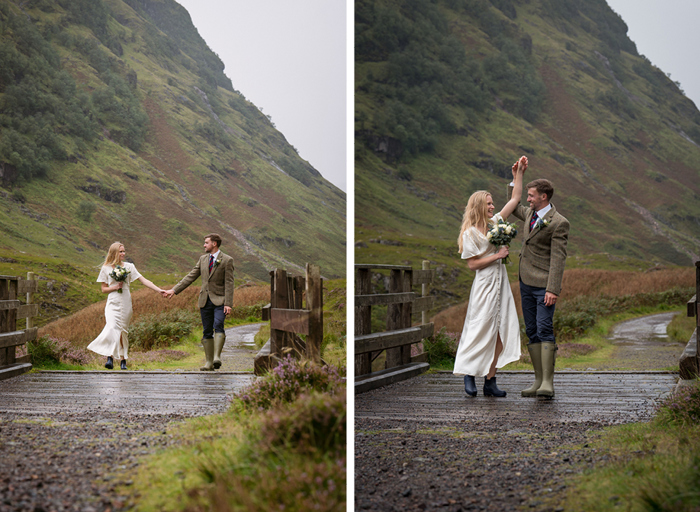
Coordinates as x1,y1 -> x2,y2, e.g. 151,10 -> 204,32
259,391 -> 346,455
423,327 -> 459,365
235,356 -> 344,411
655,380 -> 700,426
27,335 -> 92,366
128,309 -> 200,351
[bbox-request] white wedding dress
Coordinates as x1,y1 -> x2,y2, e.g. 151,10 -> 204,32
87,262 -> 141,360
453,214 -> 521,377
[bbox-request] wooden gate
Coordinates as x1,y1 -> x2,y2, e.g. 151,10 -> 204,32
355,261 -> 435,393
255,263 -> 323,375
680,260 -> 700,379
0,273 -> 39,380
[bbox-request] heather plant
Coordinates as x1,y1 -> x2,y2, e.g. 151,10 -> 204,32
235,356 -> 344,411
655,380 -> 700,426
128,309 -> 200,350
258,391 -> 346,455
27,335 -> 93,366
423,328 -> 459,365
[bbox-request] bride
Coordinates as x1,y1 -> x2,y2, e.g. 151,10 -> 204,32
453,156 -> 527,397
87,242 -> 165,370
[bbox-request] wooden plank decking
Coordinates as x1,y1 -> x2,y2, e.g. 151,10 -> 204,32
0,371 -> 255,417
356,371 -> 678,425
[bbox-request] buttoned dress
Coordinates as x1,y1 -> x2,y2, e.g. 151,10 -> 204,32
87,262 -> 141,360
453,214 -> 521,377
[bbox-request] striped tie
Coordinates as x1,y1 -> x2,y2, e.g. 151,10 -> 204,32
209,255 -> 214,272
529,211 -> 538,231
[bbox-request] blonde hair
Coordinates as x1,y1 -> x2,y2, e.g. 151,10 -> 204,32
103,242 -> 124,267
457,191 -> 491,253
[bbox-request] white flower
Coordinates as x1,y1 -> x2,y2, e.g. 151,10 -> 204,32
486,231 -> 493,239
505,225 -> 512,234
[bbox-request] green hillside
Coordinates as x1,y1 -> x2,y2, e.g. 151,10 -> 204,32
0,0 -> 345,322
355,0 -> 700,308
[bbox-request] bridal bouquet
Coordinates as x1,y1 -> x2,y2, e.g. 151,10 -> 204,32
487,218 -> 518,264
110,265 -> 130,293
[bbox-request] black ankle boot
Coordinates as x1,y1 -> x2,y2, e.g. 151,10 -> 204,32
120,359 -> 127,370
105,356 -> 113,370
483,376 -> 506,397
464,375 -> 477,397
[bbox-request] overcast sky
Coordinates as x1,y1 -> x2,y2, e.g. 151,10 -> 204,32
175,0 -> 347,192
606,0 -> 700,110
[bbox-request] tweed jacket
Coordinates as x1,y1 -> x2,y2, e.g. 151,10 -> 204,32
173,252 -> 235,308
511,201 -> 569,296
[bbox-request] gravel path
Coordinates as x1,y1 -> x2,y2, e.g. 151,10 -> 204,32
355,313 -> 685,511
0,324 -> 261,511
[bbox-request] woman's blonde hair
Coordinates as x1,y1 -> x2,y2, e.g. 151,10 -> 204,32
103,242 -> 124,267
457,191 -> 491,253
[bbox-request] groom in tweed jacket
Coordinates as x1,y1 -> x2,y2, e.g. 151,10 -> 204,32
509,177 -> 569,398
164,233 -> 235,371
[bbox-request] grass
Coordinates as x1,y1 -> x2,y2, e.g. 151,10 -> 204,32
121,358 -> 346,512
550,380 -> 700,512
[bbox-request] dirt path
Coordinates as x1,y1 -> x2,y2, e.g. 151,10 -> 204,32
356,313 -> 685,511
0,323 -> 261,511
601,312 -> 685,370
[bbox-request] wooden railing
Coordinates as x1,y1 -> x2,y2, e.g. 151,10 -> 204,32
355,261 -> 435,393
679,260 -> 700,379
0,272 -> 39,380
254,263 -> 323,375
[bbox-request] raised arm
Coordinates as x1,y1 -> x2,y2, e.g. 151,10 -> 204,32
498,155 -> 527,220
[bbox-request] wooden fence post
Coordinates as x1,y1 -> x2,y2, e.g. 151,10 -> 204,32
385,268 -> 403,369
26,272 -> 35,330
355,268 -> 372,375
421,261 -> 429,326
306,263 -> 322,364
402,269 -> 413,365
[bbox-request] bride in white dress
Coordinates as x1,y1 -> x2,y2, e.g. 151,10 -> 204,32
87,242 -> 165,370
453,157 -> 527,397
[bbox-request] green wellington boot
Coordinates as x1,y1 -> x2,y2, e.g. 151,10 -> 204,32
521,343 -> 543,397
200,338 -> 215,371
536,342 -> 557,397
213,332 -> 226,369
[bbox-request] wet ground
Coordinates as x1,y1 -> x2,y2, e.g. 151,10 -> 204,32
355,313 -> 685,511
0,323 -> 260,511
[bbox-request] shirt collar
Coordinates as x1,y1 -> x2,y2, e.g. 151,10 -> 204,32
209,250 -> 220,261
535,204 -> 552,217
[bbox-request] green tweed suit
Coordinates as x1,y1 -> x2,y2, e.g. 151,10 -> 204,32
510,199 -> 569,296
173,252 -> 235,308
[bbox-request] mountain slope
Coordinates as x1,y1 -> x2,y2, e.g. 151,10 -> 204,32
0,0 -> 345,283
355,0 -> 700,305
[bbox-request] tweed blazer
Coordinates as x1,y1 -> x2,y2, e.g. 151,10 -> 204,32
173,252 -> 235,308
511,202 -> 569,296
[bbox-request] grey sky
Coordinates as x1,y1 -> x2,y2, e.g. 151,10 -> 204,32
174,1 -> 347,192
606,0 -> 700,111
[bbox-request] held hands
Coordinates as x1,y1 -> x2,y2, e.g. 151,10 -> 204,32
511,155 -> 528,178
161,289 -> 175,299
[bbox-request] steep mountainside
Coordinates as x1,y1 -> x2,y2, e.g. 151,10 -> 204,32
0,0 -> 345,283
355,0 -> 700,306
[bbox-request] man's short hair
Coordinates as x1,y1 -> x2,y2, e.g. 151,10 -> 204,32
526,179 -> 554,201
206,233 -> 223,248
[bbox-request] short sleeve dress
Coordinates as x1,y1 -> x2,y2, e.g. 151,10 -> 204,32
86,262 -> 142,360
453,214 -> 521,377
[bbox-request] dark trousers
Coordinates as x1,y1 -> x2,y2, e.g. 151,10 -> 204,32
519,280 -> 556,344
200,297 -> 225,339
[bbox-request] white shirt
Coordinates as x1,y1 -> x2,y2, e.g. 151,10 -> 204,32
535,203 -> 552,218
208,250 -> 220,267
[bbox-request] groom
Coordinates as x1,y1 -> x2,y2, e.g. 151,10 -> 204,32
510,175 -> 569,397
164,234 -> 235,371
